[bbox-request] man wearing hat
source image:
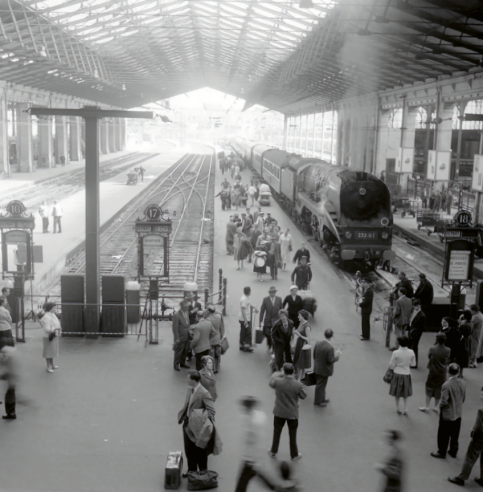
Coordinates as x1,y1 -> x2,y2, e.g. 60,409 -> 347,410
414,273 -> 434,309
172,300 -> 192,371
259,287 -> 283,350
291,256 -> 312,291
358,279 -> 373,341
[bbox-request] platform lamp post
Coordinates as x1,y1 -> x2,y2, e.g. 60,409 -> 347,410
26,106 -> 153,336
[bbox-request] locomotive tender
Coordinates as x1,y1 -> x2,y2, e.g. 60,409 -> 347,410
230,137 -> 395,267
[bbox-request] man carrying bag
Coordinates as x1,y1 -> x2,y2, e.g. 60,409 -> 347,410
259,287 -> 282,351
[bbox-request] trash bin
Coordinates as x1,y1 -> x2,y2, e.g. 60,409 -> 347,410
126,281 -> 140,324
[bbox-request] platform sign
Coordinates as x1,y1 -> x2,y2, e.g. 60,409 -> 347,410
472,154 -> 483,192
140,234 -> 169,278
1,229 -> 32,275
443,239 -> 475,286
395,148 -> 414,173
448,250 -> 471,281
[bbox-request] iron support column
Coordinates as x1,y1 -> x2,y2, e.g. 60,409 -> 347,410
85,116 -> 100,336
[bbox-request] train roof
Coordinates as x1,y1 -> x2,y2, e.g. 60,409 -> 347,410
287,155 -> 326,171
252,144 -> 275,155
263,149 -> 291,167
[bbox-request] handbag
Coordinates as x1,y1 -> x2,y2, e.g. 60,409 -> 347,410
302,371 -> 316,386
187,470 -> 218,491
220,337 -> 229,355
48,331 -> 56,342
383,368 -> 394,384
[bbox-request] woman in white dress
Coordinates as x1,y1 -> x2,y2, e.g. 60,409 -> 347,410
41,302 -> 62,373
279,229 -> 293,270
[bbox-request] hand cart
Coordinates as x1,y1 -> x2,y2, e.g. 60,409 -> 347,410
392,197 -> 418,218
416,210 -> 442,235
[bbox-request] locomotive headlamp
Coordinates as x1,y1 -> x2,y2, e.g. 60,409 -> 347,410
382,232 -> 389,239
345,231 -> 352,239
381,218 -> 389,226
359,188 -> 366,195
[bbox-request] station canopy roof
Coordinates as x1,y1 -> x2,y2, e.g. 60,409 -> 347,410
2,0 -> 483,113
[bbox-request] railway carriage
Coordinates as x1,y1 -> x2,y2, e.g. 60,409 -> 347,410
251,144 -> 273,176
261,149 -> 290,195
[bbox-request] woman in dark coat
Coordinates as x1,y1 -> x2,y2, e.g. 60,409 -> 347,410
441,317 -> 464,364
271,310 -> 293,371
456,310 -> 473,378
283,286 -> 304,328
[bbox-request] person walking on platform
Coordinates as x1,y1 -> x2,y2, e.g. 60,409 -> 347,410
291,256 -> 312,291
431,363 -> 466,459
199,355 -> 217,402
253,206 -> 262,223
283,286 -> 304,328
40,302 -> 61,373
393,288 -> 412,349
239,287 -> 258,353
226,217 -> 237,255
420,332 -> 451,413
268,363 -> 306,461
313,329 -> 340,407
292,243 -> 310,265
0,346 -> 19,420
279,229 -> 293,271
387,336 -> 415,415
470,304 -> 483,368
259,287 -> 282,351
139,166 -> 145,182
422,187 -> 428,209
234,227 -> 248,270
414,273 -> 433,309
268,239 -> 281,281
0,298 -> 14,350
407,299 -> 426,368
271,310 -> 293,371
206,304 -> 224,373
247,184 -> 257,207
442,317 -> 465,366
374,430 -> 404,492
456,310 -> 473,379
39,200 -> 50,233
358,279 -> 373,341
190,312 -> 216,371
448,387 -> 483,486
293,310 -> 311,381
433,191 -> 441,212
178,371 -> 216,475
172,300 -> 192,371
52,200 -> 63,234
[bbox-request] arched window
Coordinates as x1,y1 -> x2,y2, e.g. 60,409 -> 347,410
388,108 -> 403,129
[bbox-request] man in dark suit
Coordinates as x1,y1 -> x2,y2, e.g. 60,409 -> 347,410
259,286 -> 282,350
191,312 -> 216,371
358,279 -> 373,341
268,363 -> 306,461
290,256 -> 312,291
414,273 -> 433,308
393,287 -> 412,349
186,292 -> 202,325
313,329 -> 341,407
392,271 -> 413,298
271,310 -> 293,371
407,299 -> 426,368
178,371 -> 216,474
172,300 -> 192,371
292,243 -> 310,265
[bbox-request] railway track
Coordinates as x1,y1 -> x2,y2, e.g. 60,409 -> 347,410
47,151 -> 215,305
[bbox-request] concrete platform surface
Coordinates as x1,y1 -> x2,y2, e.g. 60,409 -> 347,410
0,161 -> 482,492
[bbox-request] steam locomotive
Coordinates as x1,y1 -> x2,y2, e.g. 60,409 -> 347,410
230,137 -> 395,267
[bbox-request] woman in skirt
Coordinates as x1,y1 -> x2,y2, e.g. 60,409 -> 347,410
41,302 -> 61,373
388,336 -> 416,415
293,310 -> 311,381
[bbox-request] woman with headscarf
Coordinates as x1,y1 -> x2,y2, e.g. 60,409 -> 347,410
234,227 -> 248,270
279,229 -> 293,270
283,286 -> 304,328
200,355 -> 218,402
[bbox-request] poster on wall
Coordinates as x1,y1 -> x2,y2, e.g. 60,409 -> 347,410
401,148 -> 414,173
427,150 -> 437,180
472,154 -> 483,192
395,147 -> 403,173
436,151 -> 451,181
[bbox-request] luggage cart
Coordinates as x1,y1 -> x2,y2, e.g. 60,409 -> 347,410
392,197 -> 418,218
416,210 -> 442,235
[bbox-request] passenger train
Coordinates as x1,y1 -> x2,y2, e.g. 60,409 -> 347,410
230,136 -> 395,267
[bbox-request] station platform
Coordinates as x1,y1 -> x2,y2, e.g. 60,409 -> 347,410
0,157 -> 482,492
393,212 -> 483,280
0,145 -> 187,294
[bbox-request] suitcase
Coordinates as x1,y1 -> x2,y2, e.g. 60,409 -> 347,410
255,328 -> 264,344
302,371 -> 316,386
164,451 -> 183,490
187,470 -> 218,490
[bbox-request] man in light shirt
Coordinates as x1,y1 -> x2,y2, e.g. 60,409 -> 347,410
239,287 -> 258,353
52,200 -> 63,234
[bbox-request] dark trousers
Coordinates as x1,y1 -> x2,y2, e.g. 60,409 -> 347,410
53,216 -> 62,233
438,415 -> 462,457
408,333 -> 422,367
173,340 -> 190,367
183,427 -> 208,472
262,325 -> 272,349
273,342 -> 292,371
235,461 -> 257,492
314,374 -> 329,405
270,416 -> 298,459
42,217 -> 49,232
212,345 -> 221,372
361,313 -> 371,340
239,321 -> 252,347
5,385 -> 15,417
270,264 -> 278,280
458,439 -> 483,480
195,349 -> 210,370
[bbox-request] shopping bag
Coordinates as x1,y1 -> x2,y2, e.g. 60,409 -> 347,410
255,329 -> 264,344
187,470 -> 218,490
220,337 -> 229,355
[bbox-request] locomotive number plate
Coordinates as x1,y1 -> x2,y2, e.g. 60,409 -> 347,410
355,232 -> 377,239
